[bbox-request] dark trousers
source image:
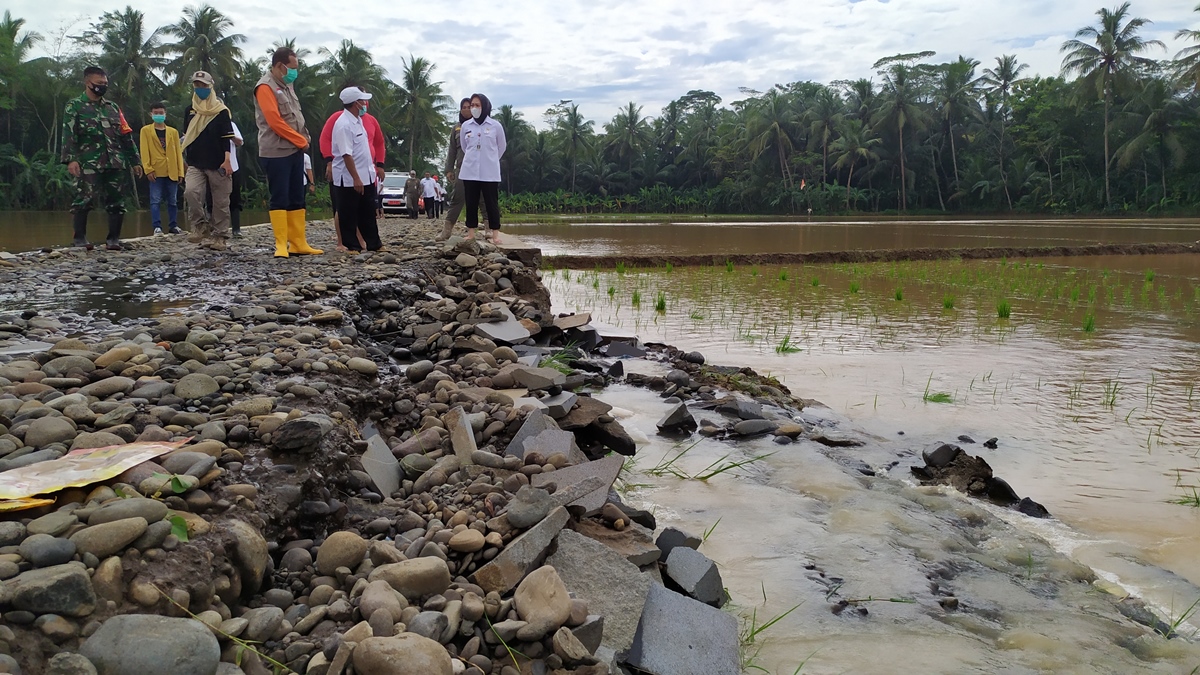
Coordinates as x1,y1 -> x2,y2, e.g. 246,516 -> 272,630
333,183 -> 382,251
259,152 -> 305,211
464,181 -> 500,230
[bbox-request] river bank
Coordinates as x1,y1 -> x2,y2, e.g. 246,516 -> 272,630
0,220 -> 1197,673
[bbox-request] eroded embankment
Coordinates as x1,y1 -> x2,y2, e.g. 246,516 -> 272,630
544,241 -> 1200,270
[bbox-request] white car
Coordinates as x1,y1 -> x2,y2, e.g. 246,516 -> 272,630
379,172 -> 408,213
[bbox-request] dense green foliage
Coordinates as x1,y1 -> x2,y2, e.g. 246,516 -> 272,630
1,3 -> 1200,214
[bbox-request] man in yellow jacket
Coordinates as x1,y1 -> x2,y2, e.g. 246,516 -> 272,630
139,101 -> 184,235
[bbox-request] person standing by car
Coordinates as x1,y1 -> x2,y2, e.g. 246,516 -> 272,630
254,46 -> 321,258
330,86 -> 383,253
139,102 -> 183,236
61,66 -> 142,250
459,93 -> 506,243
320,89 -> 385,250
420,172 -> 439,219
181,71 -> 235,251
404,170 -> 421,219
439,97 -> 471,240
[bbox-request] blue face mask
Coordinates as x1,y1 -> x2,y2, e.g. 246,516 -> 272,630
195,87 -> 211,100
151,114 -> 166,124
358,103 -> 367,118
283,68 -> 299,84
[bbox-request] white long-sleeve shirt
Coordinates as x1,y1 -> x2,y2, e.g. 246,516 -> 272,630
420,176 -> 438,198
458,117 -> 506,183
330,112 -> 375,188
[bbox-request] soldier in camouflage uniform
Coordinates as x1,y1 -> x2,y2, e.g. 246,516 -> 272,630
61,66 -> 142,250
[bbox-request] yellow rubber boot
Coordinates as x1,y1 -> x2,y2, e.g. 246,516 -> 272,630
286,209 -> 323,255
270,210 -> 289,258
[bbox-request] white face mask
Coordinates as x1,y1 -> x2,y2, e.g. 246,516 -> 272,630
471,107 -> 482,119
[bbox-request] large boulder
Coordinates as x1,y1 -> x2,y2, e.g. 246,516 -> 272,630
368,557 -> 451,601
80,615 -> 220,675
0,562 -> 96,617
352,635 -> 452,675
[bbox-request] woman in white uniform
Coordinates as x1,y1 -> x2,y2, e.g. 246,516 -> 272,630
458,93 -> 506,243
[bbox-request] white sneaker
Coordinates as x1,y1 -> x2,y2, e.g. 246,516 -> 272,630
153,227 -> 164,236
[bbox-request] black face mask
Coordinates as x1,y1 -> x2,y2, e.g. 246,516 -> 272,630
90,83 -> 108,98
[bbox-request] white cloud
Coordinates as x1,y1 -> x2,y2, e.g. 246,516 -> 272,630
11,0 -> 1196,127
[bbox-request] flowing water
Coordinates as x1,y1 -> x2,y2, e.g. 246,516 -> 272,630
517,220 -> 1200,673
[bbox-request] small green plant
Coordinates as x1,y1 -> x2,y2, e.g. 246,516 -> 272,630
654,291 -> 667,313
894,287 -> 903,301
922,373 -> 953,404
168,515 -> 190,543
665,261 -> 674,273
811,277 -> 820,287
1145,269 -> 1156,283
1154,595 -> 1200,639
1083,313 -> 1096,332
997,299 -> 1011,318
778,270 -> 789,282
615,261 -> 627,274
592,277 -> 600,289
632,289 -> 642,306
1170,488 -> 1200,508
1103,380 -> 1121,408
725,259 -> 735,273
775,336 -> 802,354
539,350 -> 574,375
943,294 -> 955,310
849,281 -> 861,294
702,518 -> 721,544
607,285 -> 616,297
689,310 -> 705,320
751,266 -> 760,277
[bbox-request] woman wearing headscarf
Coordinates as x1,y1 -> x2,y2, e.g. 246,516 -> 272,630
181,70 -> 235,250
458,93 -> 506,243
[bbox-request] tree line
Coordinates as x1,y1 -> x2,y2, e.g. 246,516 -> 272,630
1,2 -> 1199,215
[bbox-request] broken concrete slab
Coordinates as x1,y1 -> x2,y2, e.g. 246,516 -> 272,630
654,527 -> 701,560
603,341 -> 646,358
547,529 -> 651,654
522,428 -> 587,465
532,454 -> 624,516
542,391 -> 578,419
552,312 -> 592,331
716,398 -> 765,421
445,407 -> 477,465
558,397 -> 614,431
625,583 -> 739,675
573,519 -> 660,567
505,409 -> 559,458
512,366 -> 567,391
473,304 -> 531,345
472,507 -> 570,595
577,418 -> 637,456
512,397 -> 548,412
664,547 -> 725,608
361,435 -> 400,498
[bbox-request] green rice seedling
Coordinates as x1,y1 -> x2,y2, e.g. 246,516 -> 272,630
692,451 -> 776,481
775,336 -> 802,354
1103,380 -> 1120,408
592,277 -> 600,289
654,291 -> 667,313
615,261 -> 627,274
997,299 -> 1011,318
665,262 -> 674,273
894,287 -> 903,301
646,441 -> 699,478
751,266 -> 759,277
811,277 -> 820,287
922,373 -> 953,404
778,270 -> 789,282
539,350 -> 575,375
849,281 -> 861,294
1083,313 -> 1096,333
725,260 -> 735,273
943,294 -> 955,310
631,290 -> 642,306
606,285 -> 616,297
1070,286 -> 1081,303
738,591 -> 803,673
1145,269 -> 1156,283
689,310 -> 705,320
1170,489 -> 1200,508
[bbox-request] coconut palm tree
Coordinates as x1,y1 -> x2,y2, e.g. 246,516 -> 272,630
806,86 -> 844,182
831,118 -> 882,210
1175,3 -> 1200,90
934,56 -> 981,188
317,40 -> 387,119
980,55 -> 1028,202
397,55 -> 451,171
492,104 -> 534,193
551,103 -> 594,192
78,7 -> 169,125
873,64 -> 929,211
0,11 -> 42,140
1117,78 -> 1191,201
163,4 -> 245,89
1060,2 -> 1164,207
604,102 -> 652,173
747,88 -> 798,186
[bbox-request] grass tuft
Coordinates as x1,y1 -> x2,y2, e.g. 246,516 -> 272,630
811,276 -> 820,287
943,293 -> 955,310
849,281 -> 861,294
1145,269 -> 1156,283
894,287 -> 903,301
922,373 -> 954,404
632,289 -> 642,306
654,291 -> 667,313
997,299 -> 1011,319
775,336 -> 802,354
1083,313 -> 1096,333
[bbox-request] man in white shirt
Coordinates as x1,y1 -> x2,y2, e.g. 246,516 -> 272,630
330,87 -> 383,252
420,172 -> 438,219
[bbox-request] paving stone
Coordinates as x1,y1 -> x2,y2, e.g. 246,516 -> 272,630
472,507 -> 569,595
547,529 -> 651,654
532,454 -> 624,516
624,583 -> 739,675
664,547 -> 725,608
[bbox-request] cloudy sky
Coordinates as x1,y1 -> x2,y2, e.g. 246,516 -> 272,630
11,0 -> 1197,127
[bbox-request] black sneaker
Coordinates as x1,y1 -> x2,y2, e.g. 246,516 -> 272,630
169,227 -> 183,235
231,230 -> 243,239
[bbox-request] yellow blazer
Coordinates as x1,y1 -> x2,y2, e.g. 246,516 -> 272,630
139,124 -> 184,181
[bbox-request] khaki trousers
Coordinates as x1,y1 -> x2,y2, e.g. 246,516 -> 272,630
184,165 -> 233,239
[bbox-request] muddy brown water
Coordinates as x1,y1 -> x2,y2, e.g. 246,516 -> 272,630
526,219 -> 1200,673
0,210 -> 271,252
